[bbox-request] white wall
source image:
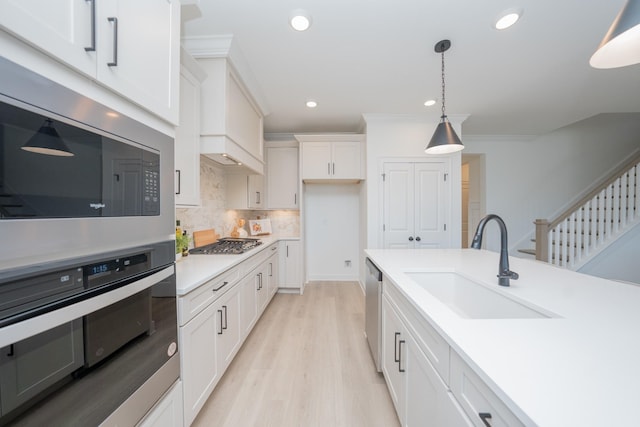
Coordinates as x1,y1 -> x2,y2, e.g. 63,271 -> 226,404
304,183 -> 361,281
463,113 -> 640,254
579,224 -> 640,284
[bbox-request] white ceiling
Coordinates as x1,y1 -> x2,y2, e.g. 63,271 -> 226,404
182,0 -> 640,137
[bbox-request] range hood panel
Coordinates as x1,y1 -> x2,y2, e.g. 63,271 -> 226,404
201,135 -> 264,175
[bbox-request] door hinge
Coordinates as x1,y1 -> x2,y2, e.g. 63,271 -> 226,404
444,223 -> 447,231
444,173 -> 448,182
382,173 -> 386,181
383,224 -> 386,231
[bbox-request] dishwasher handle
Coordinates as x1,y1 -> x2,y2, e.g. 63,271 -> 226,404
366,258 -> 382,281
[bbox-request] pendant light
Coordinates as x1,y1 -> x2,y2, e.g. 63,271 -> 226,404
425,39 -> 464,154
590,0 -> 640,69
21,119 -> 74,157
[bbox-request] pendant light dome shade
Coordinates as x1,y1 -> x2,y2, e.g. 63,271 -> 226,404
426,120 -> 464,154
590,0 -> 640,69
21,119 -> 74,157
425,39 -> 464,154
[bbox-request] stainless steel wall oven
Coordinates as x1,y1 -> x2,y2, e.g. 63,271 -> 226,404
0,56 -> 178,426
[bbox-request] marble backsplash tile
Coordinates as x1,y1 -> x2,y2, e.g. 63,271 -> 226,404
176,156 -> 299,246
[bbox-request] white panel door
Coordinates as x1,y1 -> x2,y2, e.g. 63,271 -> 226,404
384,163 -> 414,249
414,162 -> 448,248
383,161 -> 450,249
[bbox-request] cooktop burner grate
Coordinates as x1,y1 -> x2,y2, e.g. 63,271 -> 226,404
189,237 -> 262,255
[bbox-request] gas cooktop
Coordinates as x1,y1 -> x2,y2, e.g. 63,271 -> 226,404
189,237 -> 262,255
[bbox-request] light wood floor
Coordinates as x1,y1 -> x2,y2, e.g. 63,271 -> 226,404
192,281 -> 400,427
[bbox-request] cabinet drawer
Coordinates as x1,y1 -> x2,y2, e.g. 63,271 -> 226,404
241,245 -> 272,275
384,278 -> 450,383
178,267 -> 240,326
450,351 -> 525,427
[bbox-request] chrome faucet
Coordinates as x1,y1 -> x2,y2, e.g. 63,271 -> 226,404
470,214 -> 519,287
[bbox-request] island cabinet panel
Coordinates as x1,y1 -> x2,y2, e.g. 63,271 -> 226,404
382,293 -> 472,427
450,351 -> 525,427
0,0 -> 180,124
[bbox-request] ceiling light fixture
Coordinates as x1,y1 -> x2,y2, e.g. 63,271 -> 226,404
306,100 -> 317,108
425,40 -> 464,155
590,0 -> 640,68
21,119 -> 74,157
424,99 -> 437,107
495,10 -> 522,30
290,10 -> 311,31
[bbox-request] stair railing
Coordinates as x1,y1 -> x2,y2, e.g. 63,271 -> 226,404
535,151 -> 640,269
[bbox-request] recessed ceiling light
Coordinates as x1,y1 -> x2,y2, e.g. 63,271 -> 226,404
424,99 -> 437,107
290,10 -> 311,31
306,100 -> 317,108
495,9 -> 523,30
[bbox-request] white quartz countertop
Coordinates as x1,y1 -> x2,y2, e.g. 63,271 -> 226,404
175,235 -> 298,296
365,248 -> 640,427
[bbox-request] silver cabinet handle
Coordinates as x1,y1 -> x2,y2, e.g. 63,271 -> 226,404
327,162 -> 331,176
256,191 -> 261,204
332,162 -> 335,175
84,0 -> 96,52
107,17 -> 118,66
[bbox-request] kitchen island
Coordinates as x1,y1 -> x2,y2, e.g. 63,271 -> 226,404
365,248 -> 640,427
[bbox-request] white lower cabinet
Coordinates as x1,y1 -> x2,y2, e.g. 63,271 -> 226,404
450,351 -> 524,427
382,279 -> 524,427
279,240 -> 302,292
137,380 -> 184,427
267,247 -> 279,297
180,296 -> 219,426
382,295 -> 471,427
180,245 -> 280,426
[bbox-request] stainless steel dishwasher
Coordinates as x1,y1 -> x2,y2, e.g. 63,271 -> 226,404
365,258 -> 383,372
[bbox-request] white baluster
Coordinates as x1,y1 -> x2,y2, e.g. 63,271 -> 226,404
605,184 -> 613,245
553,226 -> 561,267
620,172 -> 628,228
613,177 -> 621,234
635,164 -> 639,221
562,218 -> 569,268
585,200 -> 593,257
598,188 -> 605,247
575,208 -> 583,265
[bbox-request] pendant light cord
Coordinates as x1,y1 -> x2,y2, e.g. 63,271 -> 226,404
441,47 -> 446,120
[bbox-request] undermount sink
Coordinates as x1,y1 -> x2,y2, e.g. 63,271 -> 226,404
405,272 -> 552,319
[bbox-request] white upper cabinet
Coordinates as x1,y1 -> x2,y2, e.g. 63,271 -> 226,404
0,0 -> 180,124
266,143 -> 299,210
198,57 -> 265,174
175,51 -> 207,207
296,135 -> 365,183
226,174 -> 265,210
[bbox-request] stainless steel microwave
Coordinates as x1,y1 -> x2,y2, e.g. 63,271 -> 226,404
0,56 -> 178,426
0,56 -> 175,273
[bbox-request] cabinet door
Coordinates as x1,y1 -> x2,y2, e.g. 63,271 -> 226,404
96,0 -> 180,124
331,141 -> 361,180
0,0 -> 95,77
382,295 -> 406,423
405,332 -> 471,427
280,240 -> 302,290
301,142 -> 332,180
247,175 -> 265,209
181,302 -> 218,426
175,65 -> 201,206
216,285 -> 242,374
266,146 -> 299,209
240,274 -> 258,337
267,249 -> 280,297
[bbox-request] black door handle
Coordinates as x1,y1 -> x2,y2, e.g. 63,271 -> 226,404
408,236 -> 414,241
415,236 -> 421,242
479,412 -> 492,426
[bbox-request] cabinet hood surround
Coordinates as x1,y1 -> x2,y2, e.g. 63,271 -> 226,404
183,35 -> 270,175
